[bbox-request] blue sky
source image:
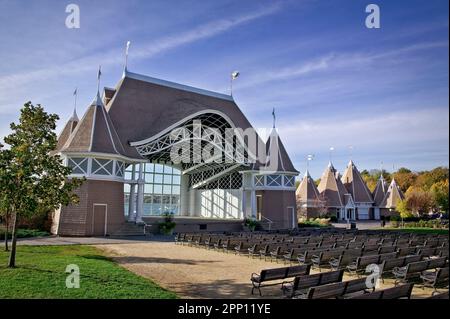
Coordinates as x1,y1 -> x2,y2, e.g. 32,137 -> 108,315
0,0 -> 448,178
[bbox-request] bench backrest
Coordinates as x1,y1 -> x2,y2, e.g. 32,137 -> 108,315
426,257 -> 447,269
351,283 -> 414,299
286,264 -> 311,278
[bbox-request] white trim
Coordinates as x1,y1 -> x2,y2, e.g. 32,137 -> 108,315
92,203 -> 108,236
130,110 -> 237,146
99,104 -> 119,154
59,151 -> 146,163
125,71 -> 234,101
88,104 -> 97,152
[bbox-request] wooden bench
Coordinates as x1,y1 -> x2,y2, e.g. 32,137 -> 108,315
349,283 -> 414,299
347,252 -> 397,276
426,291 -> 449,299
282,270 -> 344,298
250,264 -> 311,296
393,257 -> 448,285
420,267 -> 449,295
311,249 -> 344,271
379,255 -> 422,282
329,248 -> 363,270
297,277 -> 373,299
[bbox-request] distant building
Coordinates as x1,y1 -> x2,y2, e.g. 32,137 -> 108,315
297,160 -> 403,221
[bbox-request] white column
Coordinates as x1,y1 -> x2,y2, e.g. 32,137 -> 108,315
127,164 -> 136,222
135,163 -> 145,223
241,189 -> 247,219
179,173 -> 189,217
250,189 -> 257,219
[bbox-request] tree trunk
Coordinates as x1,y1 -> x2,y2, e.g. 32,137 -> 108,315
8,212 -> 17,268
4,211 -> 8,251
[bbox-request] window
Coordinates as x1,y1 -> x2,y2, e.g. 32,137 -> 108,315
116,161 -> 125,177
124,163 -> 182,216
254,175 -> 264,187
267,175 -> 282,186
68,157 -> 88,175
284,175 -> 295,187
92,158 -> 113,175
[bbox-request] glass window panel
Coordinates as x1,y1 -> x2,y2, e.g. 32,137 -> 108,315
162,195 -> 171,204
154,164 -> 164,173
172,167 -> 181,175
124,184 -> 130,193
154,174 -> 163,184
124,170 -> 133,180
144,163 -> 154,173
172,185 -> 180,195
153,184 -> 162,194
267,175 -> 282,186
172,175 -> 181,185
144,184 -> 153,194
163,185 -> 172,194
153,196 -> 161,204
171,195 -> 180,205
164,165 -> 172,174
163,175 -> 172,184
145,173 -> 154,183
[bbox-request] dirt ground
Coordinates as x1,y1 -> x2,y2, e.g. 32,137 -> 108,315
96,242 -> 448,299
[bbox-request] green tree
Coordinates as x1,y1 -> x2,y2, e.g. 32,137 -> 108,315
430,179 -> 449,213
405,186 -> 433,216
0,102 -> 83,268
396,199 -> 413,219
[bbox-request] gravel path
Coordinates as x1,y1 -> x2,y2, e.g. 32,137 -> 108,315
96,242 -> 447,299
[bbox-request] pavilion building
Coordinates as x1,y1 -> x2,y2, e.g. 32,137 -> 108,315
51,69 -> 299,236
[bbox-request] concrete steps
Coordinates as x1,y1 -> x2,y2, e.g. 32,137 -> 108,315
109,222 -> 146,237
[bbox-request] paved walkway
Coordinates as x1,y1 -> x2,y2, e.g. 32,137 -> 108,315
14,235 -> 170,246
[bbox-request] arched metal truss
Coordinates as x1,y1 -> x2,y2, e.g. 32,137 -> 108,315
130,112 -> 251,189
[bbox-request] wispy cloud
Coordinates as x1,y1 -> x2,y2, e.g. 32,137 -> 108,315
0,4 -> 282,97
279,107 -> 449,156
234,41 -> 448,90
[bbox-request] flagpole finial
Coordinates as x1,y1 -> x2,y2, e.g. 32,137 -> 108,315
230,71 -> 239,96
272,107 -> 276,129
124,41 -> 131,75
329,147 -> 334,164
97,65 -> 102,93
72,87 -> 78,120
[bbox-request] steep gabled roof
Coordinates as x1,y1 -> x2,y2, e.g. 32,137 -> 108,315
373,175 -> 388,206
263,129 -> 298,173
380,179 -> 405,209
296,170 -> 321,204
59,93 -> 126,156
317,162 -> 348,207
341,160 -> 373,203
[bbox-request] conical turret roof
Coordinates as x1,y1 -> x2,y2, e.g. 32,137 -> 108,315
59,91 -> 126,156
341,160 -> 373,203
373,175 -> 388,206
317,162 -> 348,207
380,179 -> 405,209
296,170 -> 321,204
56,109 -> 79,151
263,129 -> 298,173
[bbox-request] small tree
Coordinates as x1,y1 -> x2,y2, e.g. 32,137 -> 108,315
0,102 -> 83,268
0,143 -> 12,251
396,199 -> 413,228
430,180 -> 449,213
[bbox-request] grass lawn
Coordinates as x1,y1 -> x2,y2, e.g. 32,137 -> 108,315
380,227 -> 449,235
0,245 -> 177,299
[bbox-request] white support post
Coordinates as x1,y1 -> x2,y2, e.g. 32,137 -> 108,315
127,164 -> 136,222
250,189 -> 256,219
241,189 -> 247,219
136,163 -> 145,223
179,173 -> 189,217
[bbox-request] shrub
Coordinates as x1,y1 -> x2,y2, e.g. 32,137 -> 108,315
158,212 -> 176,235
0,228 -> 49,240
